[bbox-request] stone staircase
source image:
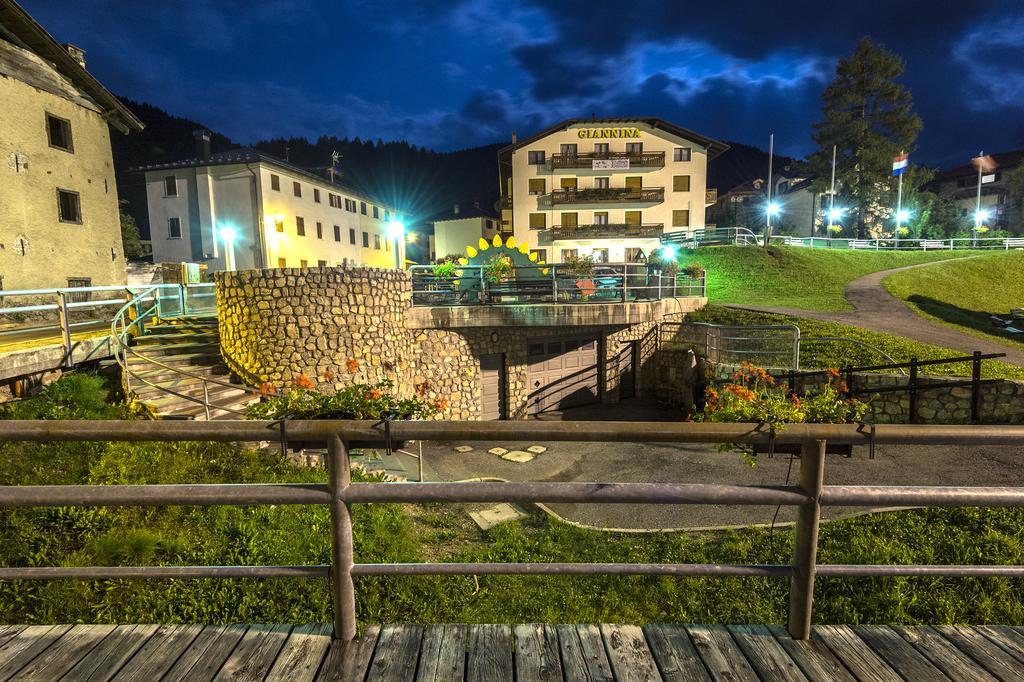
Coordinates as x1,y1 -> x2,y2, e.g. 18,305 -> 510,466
125,317 -> 254,420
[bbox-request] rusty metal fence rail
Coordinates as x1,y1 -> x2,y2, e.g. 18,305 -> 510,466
2,420 -> 1024,641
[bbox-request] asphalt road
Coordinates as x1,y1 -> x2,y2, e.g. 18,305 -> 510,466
406,399 -> 1024,530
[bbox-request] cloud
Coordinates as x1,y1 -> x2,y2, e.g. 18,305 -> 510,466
954,14 -> 1024,109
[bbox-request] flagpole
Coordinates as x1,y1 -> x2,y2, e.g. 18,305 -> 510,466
974,150 -> 984,248
895,171 -> 903,249
828,144 -> 836,236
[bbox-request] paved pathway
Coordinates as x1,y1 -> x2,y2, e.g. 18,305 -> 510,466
725,259 -> 1024,365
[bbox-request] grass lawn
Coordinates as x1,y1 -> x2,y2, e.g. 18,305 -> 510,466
3,375 -> 1024,627
680,246 -> 983,311
690,306 -> 1024,380
883,250 -> 1024,352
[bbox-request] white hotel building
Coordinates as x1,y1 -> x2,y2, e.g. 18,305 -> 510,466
138,132 -> 403,273
498,118 -> 727,263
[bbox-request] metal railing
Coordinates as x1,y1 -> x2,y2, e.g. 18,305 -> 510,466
544,223 -> 664,240
3,419 -> 1024,641
661,226 -> 763,248
772,235 -> 1024,251
110,283 -> 246,420
550,187 -> 665,204
661,321 -> 802,371
548,151 -> 666,169
410,263 -> 705,306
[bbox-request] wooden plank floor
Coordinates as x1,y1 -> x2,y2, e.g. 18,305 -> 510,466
2,623 -> 1024,681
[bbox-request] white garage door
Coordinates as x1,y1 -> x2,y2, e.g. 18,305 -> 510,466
527,337 -> 599,415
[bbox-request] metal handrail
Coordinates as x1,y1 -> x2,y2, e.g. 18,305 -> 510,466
2,419 -> 1024,642
111,284 -> 247,420
769,235 -> 1024,251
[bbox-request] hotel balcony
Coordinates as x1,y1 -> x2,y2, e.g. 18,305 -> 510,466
550,187 -> 665,205
542,223 -> 664,241
549,151 -> 666,170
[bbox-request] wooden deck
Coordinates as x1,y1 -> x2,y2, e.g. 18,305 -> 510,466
2,622 -> 1024,681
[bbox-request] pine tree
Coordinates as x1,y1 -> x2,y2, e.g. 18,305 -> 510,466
808,38 -> 923,238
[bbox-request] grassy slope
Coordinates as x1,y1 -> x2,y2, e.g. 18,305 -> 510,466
690,306 -> 1024,380
680,246 -> 982,311
883,251 -> 1024,352
3,375 -> 1024,626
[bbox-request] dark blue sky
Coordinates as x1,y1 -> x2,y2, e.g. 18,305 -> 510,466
23,0 -> 1024,167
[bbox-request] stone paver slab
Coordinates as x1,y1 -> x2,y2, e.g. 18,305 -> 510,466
454,445 -> 474,453
488,447 -> 509,456
501,450 -> 535,463
469,503 -> 527,530
526,445 -> 547,454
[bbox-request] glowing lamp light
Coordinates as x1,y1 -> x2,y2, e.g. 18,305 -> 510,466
975,209 -> 991,223
387,219 -> 405,238
897,209 -> 911,223
661,245 -> 677,260
219,226 -> 237,243
827,207 -> 844,222
766,202 -> 781,217
407,232 -> 418,243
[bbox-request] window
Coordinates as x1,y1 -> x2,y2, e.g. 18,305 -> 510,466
374,234 -> 381,250
674,147 -> 692,162
527,150 -> 545,165
594,143 -> 609,156
167,217 -> 182,239
528,213 -> 546,229
594,177 -> 609,189
314,188 -> 321,203
591,248 -> 608,263
362,232 -> 369,247
163,176 -> 177,197
296,216 -> 306,236
46,114 -> 73,152
561,212 -> 578,227
349,228 -> 356,244
274,216 -> 285,233
625,142 -> 643,155
560,248 -> 578,261
594,211 -> 609,225
560,143 -> 577,156
373,206 -> 380,219
625,210 -> 642,226
270,174 -> 281,191
560,177 -> 577,190
278,258 -> 287,268
345,198 -> 357,212
528,178 -> 546,195
384,210 -> 390,222
66,277 -> 91,302
625,176 -> 643,190
625,247 -> 645,262
673,175 -> 691,192
293,181 -> 302,197
300,259 -> 308,268
329,193 -> 340,208
529,249 -> 546,262
316,221 -> 323,239
385,238 -> 390,252
334,225 -> 341,241
57,188 -> 81,223
672,209 -> 690,227
360,201 -> 367,215
318,260 -> 328,267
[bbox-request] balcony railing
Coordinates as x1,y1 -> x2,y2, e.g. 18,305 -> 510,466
550,187 -> 665,204
547,223 -> 664,240
549,151 -> 666,169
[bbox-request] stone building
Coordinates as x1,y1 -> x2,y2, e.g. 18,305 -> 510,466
216,266 -> 705,420
0,0 -> 143,291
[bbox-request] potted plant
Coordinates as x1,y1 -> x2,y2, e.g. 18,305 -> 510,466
245,374 -> 444,450
483,253 -> 515,284
701,362 -> 868,459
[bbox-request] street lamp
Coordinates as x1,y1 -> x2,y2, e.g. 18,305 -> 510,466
827,207 -> 844,223
766,202 -> 781,218
220,225 -> 237,271
387,219 -> 405,269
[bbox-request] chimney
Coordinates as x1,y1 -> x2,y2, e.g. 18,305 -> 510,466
193,129 -> 211,162
64,44 -> 85,67
511,132 -> 517,144
453,203 -> 460,216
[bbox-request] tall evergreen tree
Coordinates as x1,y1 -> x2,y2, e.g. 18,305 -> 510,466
808,38 -> 923,238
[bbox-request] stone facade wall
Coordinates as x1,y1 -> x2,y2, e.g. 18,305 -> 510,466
217,266 -> 681,420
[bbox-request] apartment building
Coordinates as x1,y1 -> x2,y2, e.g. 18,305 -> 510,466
431,202 -> 500,261
927,150 -> 1023,234
0,0 -> 143,291
137,133 -> 404,272
498,118 -> 727,263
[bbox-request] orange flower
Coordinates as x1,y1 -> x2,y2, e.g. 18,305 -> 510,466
346,359 -> 360,374
433,397 -> 449,411
826,367 -> 841,379
259,382 -> 277,396
364,388 -> 383,401
293,373 -> 315,390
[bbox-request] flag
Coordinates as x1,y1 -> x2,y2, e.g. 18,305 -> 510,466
972,154 -> 997,173
892,152 -> 909,176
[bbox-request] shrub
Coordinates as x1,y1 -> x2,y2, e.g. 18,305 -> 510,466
432,260 -> 459,279
564,254 -> 595,278
484,254 -> 515,283
681,263 -> 705,278
245,379 -> 441,420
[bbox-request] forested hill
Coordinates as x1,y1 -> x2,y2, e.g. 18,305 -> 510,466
111,98 -> 777,237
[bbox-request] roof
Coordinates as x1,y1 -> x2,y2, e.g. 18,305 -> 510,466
932,150 -> 1024,183
431,204 -> 498,223
0,0 -> 142,133
498,117 -> 729,159
131,147 -> 390,207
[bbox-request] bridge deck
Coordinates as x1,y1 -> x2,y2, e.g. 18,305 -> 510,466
2,622 -> 1024,680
